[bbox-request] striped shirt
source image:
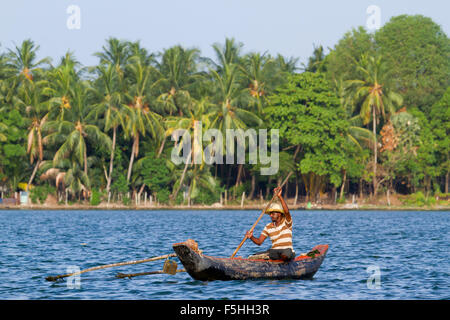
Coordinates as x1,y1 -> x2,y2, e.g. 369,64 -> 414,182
261,217 -> 293,250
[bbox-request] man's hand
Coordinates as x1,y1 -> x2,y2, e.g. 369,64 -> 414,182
274,187 -> 282,198
246,230 -> 266,246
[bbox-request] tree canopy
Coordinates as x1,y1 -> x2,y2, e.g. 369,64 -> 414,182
0,14 -> 449,206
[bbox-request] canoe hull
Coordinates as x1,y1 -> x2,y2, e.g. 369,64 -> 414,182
173,242 -> 328,281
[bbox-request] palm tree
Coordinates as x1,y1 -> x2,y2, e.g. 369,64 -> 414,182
209,38 -> 244,73
94,37 -> 131,76
208,39 -> 263,188
45,80 -> 112,180
275,54 -> 299,74
64,161 -> 91,201
208,59 -> 261,133
239,52 -> 281,114
14,79 -> 50,190
334,77 -> 374,150
7,39 -> 50,82
0,51 -> 15,110
90,63 -> 126,194
127,40 -> 155,68
346,54 -> 403,196
45,53 -> 81,121
183,163 -> 217,205
153,45 -> 203,117
123,55 -> 162,182
167,97 -> 214,201
302,44 -> 326,73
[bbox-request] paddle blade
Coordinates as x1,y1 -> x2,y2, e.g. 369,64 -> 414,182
163,259 -> 177,275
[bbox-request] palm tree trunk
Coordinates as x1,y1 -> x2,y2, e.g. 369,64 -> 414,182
372,106 -> 377,198
445,171 -> 449,194
226,165 -> 232,190
127,136 -> 138,182
359,178 -> 363,199
266,177 -> 272,199
27,160 -> 41,192
340,170 -> 347,200
249,175 -> 256,199
157,136 -> 166,158
138,183 -> 146,199
293,179 -> 298,206
106,126 -> 117,194
172,150 -> 192,201
84,148 -> 88,176
235,164 -> 244,187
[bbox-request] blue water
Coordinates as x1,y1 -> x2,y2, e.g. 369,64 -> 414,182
0,209 -> 448,300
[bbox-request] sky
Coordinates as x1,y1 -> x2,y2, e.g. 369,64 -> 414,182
0,0 -> 449,67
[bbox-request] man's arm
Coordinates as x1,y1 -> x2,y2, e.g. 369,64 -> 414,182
245,230 -> 267,246
275,187 -> 292,222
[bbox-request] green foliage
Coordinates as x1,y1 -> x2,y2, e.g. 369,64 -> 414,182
156,188 -> 171,205
192,183 -> 224,205
325,26 -> 376,83
375,15 -> 450,113
0,28 -> 448,205
401,191 -> 436,207
140,152 -> 173,192
111,174 -> 129,194
110,148 -> 129,194
429,88 -> 450,179
265,72 -> 354,190
90,188 -> 101,206
30,184 -> 55,204
122,194 -> 131,206
0,109 -> 28,190
229,181 -> 251,198
380,111 -> 422,187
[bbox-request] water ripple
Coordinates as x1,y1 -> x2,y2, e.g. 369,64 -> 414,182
0,209 -> 448,299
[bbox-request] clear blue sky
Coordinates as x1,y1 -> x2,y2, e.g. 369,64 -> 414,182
1,0 -> 448,67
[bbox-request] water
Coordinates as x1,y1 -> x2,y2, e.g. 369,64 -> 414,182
0,209 -> 448,300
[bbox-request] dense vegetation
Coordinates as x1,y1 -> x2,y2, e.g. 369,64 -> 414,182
0,14 -> 448,206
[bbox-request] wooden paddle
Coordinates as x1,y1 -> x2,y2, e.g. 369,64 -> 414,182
116,269 -> 186,279
115,257 -> 186,279
230,171 -> 293,258
45,253 -> 176,281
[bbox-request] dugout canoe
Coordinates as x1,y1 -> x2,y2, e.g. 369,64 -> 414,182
172,240 -> 329,281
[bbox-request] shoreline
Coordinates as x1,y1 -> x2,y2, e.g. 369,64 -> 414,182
1,202 -> 449,211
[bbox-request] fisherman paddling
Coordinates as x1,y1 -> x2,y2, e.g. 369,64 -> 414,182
245,187 -> 295,261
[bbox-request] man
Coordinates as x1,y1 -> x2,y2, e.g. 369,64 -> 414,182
245,187 -> 295,261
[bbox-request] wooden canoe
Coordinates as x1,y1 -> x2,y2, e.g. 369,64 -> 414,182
172,240 -> 329,281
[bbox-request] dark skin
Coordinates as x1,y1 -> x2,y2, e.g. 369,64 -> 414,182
245,187 -> 292,246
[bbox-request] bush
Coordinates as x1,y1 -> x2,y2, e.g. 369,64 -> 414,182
30,185 -> 55,204
336,197 -> 346,204
174,192 -> 184,205
414,191 -> 426,207
90,189 -> 101,206
156,188 -> 171,205
111,174 -> 129,194
122,195 -> 131,206
228,182 -> 251,199
401,191 -> 437,207
193,184 -> 224,205
193,188 -> 217,205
